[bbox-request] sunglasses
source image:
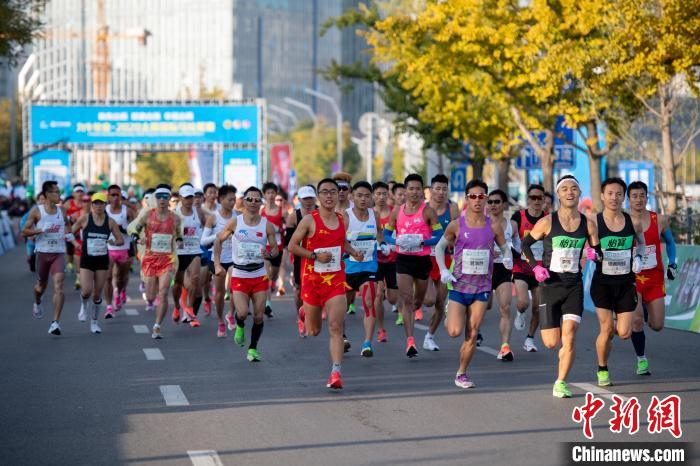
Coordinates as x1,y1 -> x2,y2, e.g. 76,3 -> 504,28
467,193 -> 487,200
318,189 -> 338,196
528,195 -> 544,201
245,197 -> 262,203
487,199 -> 502,205
155,193 -> 170,200
338,186 -> 349,191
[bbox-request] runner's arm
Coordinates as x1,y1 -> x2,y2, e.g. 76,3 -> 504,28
521,216 -> 551,268
200,215 -> 217,247
288,216 -> 314,259
266,220 -> 279,258
435,220 -> 458,274
510,220 -> 522,254
449,202 -> 460,220
382,207 -> 398,245
126,208 -> 148,236
420,206 -> 444,246
374,210 -> 386,245
108,218 -> 125,246
21,207 -> 41,237
659,215 -> 677,265
71,214 -> 87,235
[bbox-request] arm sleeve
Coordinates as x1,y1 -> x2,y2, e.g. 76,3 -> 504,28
422,223 -> 444,246
383,225 -> 396,245
521,234 -> 538,268
285,225 -> 296,246
200,227 -> 216,247
661,228 -> 677,264
435,234 -> 450,273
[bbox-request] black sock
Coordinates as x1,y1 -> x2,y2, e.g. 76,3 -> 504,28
526,334 -> 534,339
193,296 -> 203,315
631,330 -> 645,357
598,365 -> 608,372
250,322 -> 264,349
235,316 -> 246,328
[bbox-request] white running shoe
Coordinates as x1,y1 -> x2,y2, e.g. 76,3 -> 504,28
523,337 -> 538,352
514,310 -> 526,331
48,321 -> 61,335
90,320 -> 102,334
151,324 -> 162,339
423,335 -> 440,351
78,303 -> 88,322
33,302 -> 43,319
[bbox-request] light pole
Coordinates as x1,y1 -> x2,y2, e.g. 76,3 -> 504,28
304,87 -> 342,171
269,104 -> 299,127
283,97 -> 317,124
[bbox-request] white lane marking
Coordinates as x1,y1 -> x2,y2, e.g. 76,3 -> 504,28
125,308 -> 139,316
160,385 -> 190,406
415,322 -> 500,356
188,450 -> 224,466
571,382 -> 628,402
143,348 -> 164,360
133,325 -> 149,334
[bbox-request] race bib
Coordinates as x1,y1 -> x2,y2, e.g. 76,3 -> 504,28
183,235 -> 200,252
399,234 -> 423,253
151,233 -> 172,253
461,249 -> 489,275
634,245 -> 658,270
602,249 -> 631,275
314,246 -> 342,273
87,237 -> 108,256
350,239 -> 375,262
522,241 -> 543,261
235,242 -> 264,262
550,248 -> 581,273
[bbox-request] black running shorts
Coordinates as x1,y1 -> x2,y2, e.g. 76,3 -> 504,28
376,261 -> 398,290
539,281 -> 584,330
346,271 -> 376,292
396,254 -> 431,281
590,279 -> 637,313
177,254 -> 200,273
513,272 -> 538,290
492,263 -> 513,290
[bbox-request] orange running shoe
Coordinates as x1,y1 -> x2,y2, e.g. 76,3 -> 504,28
172,307 -> 181,324
377,328 -> 387,343
415,308 -> 423,321
189,317 -> 201,328
184,306 -> 197,321
179,288 -> 189,310
405,336 -> 418,358
203,299 -> 212,316
326,371 -> 343,389
297,319 -> 306,338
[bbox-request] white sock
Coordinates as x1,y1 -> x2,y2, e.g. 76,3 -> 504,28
637,355 -> 647,362
426,332 -> 434,339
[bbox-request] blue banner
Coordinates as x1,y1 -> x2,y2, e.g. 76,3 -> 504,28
31,104 -> 259,145
221,149 -> 259,190
31,149 -> 71,193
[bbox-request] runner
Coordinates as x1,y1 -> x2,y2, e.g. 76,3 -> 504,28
383,174 -> 443,358
172,183 -> 206,328
343,181 -> 389,357
372,181 -> 397,342
20,192 -> 46,273
543,192 -> 554,213
71,192 -> 124,333
389,182 -> 406,324
275,190 -> 291,296
261,182 -> 284,318
201,182 -> 219,215
521,175 -> 599,398
627,181 -> 677,375
128,184 -> 183,339
104,184 -> 134,319
333,172 -> 354,213
488,189 -> 520,361
215,186 -> 279,362
64,183 -> 86,289
422,174 -> 459,351
589,177 -> 647,387
199,183 -> 218,316
435,179 -> 511,388
284,185 -> 317,337
512,184 -> 547,352
202,184 -> 237,338
22,181 -> 73,335
288,178 -> 364,389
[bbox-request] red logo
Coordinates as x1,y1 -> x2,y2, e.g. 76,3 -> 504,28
256,231 -> 263,237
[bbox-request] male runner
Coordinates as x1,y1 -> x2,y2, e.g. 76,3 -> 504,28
627,181 -> 677,375
422,174 -> 459,351
288,178 -> 363,389
261,182 -> 284,317
333,172 -> 354,213
512,184 -> 547,352
589,177 -> 646,387
72,192 -> 124,333
544,192 -> 554,213
216,186 -> 279,362
104,184 -> 134,318
64,183 -> 86,289
383,174 -> 443,358
389,182 -> 406,324
199,183 -> 218,315
373,181 -> 397,342
522,175 -> 599,398
436,179 -> 511,388
22,181 -> 73,335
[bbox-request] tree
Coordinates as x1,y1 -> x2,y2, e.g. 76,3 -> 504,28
134,152 -> 190,189
0,1 -> 46,64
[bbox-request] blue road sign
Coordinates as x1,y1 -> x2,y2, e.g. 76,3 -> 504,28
514,145 -> 576,170
450,163 -> 467,193
618,160 -> 655,209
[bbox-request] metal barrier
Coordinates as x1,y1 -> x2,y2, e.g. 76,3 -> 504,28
0,211 -> 17,255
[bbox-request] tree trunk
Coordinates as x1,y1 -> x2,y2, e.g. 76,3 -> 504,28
471,157 -> 485,180
497,157 -> 510,191
589,154 -> 603,213
659,85 -> 677,212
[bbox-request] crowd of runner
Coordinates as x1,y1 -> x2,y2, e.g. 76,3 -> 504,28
20,172 -> 677,396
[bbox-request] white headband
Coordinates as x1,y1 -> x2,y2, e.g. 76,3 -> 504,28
556,177 -> 580,192
154,187 -> 171,196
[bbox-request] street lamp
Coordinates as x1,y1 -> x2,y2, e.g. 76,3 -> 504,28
269,104 -> 299,127
283,97 -> 317,124
304,87 -> 343,170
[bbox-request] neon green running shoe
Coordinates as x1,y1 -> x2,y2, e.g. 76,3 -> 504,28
347,303 -> 356,315
234,326 -> 246,346
636,359 -> 651,376
597,370 -> 612,387
395,313 -> 404,326
247,348 -> 261,362
552,380 -> 572,398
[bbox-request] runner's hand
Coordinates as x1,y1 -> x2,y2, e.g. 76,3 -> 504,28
107,239 -> 115,246
585,246 -> 599,262
214,264 -> 225,276
395,236 -> 409,249
349,249 -> 364,262
632,255 -> 643,274
533,265 -> 550,283
315,251 -> 332,264
439,269 -> 457,284
667,263 -> 677,280
378,243 -> 390,256
502,257 -> 513,270
176,239 -> 184,250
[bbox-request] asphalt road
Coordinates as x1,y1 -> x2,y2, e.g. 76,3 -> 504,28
1,246 -> 698,466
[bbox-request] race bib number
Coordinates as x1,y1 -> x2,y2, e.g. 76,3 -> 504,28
461,249 -> 490,275
549,248 -> 581,273
602,249 -> 631,275
235,242 -> 263,262
87,237 -> 107,256
350,240 -> 375,262
634,245 -> 658,270
183,235 -> 200,252
399,234 -> 423,253
522,241 -> 543,261
151,233 -> 172,253
314,246 -> 342,273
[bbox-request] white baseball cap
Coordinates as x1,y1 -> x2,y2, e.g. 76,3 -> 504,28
298,186 -> 316,199
179,185 -> 195,198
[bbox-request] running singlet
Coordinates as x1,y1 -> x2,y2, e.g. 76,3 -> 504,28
542,212 -> 588,284
377,211 -> 396,263
429,201 -> 452,256
82,213 -> 110,257
636,211 -> 664,276
512,210 -> 544,274
396,203 -> 431,256
65,199 -> 82,222
493,218 -> 515,264
106,205 -> 130,251
212,208 -> 234,263
231,214 -> 267,278
261,205 -> 284,248
177,207 -> 203,256
450,215 -> 493,294
145,209 -> 176,255
594,212 -> 636,283
301,210 -> 346,278
345,208 -> 378,274
35,205 -> 66,254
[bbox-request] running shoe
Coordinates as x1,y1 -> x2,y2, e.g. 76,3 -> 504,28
90,320 -> 102,334
172,307 -> 181,324
139,281 -> 145,293
179,288 -> 188,310
391,304 -> 398,313
224,290 -> 230,301
142,292 -> 148,302
476,332 -> 483,347
347,303 -> 356,315
415,308 -> 423,321
145,302 -> 155,312
298,306 -> 306,322
104,305 -> 115,319
552,380 -> 572,398
297,318 -> 306,338
203,299 -> 212,316
247,348 -> 261,362
189,317 -> 201,328
226,312 -> 236,331
184,307 -> 197,321
636,359 -> 651,376
523,337 -> 538,352
48,321 -> 61,335
361,341 -> 374,357
276,286 -> 286,297
377,329 -> 387,343
423,335 -> 440,351
514,310 -> 526,331
234,325 -> 246,346
66,262 -> 75,274
326,371 -> 343,389
217,322 -> 226,338
265,305 -> 274,318
32,302 -> 43,319
597,370 -> 612,387
151,324 -> 162,339
497,344 -> 514,361
343,337 -> 351,353
120,289 -> 127,304
395,313 -> 404,326
405,336 -> 418,358
454,373 -> 475,389
74,278 -> 81,290
114,290 -> 122,310
78,303 -> 88,322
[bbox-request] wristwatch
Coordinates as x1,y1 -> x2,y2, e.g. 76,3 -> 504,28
310,252 -> 317,261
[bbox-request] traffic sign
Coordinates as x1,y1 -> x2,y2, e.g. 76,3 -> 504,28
450,163 -> 467,193
514,145 -> 576,170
